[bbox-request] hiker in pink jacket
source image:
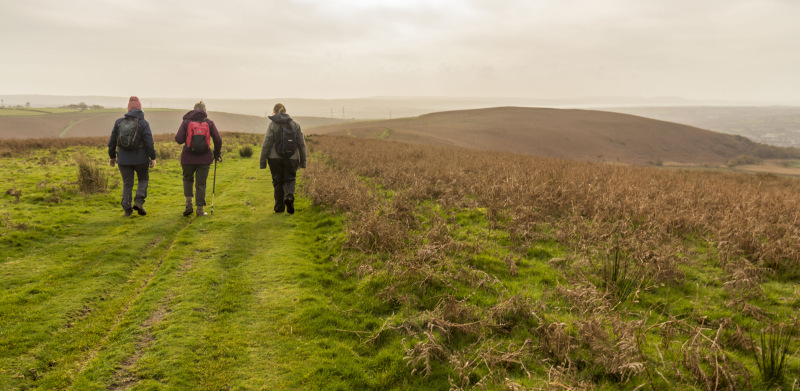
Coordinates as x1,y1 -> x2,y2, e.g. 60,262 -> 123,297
174,101 -> 222,217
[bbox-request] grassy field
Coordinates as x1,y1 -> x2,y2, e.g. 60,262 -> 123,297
1,134 -> 799,390
0,136 -> 432,390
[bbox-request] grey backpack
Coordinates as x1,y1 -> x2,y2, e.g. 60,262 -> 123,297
117,117 -> 140,151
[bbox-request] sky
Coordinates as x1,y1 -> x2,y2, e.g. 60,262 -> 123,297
1,0 -> 799,103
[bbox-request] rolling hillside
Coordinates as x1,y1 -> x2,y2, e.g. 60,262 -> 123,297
0,109 -> 348,139
310,107 -> 792,165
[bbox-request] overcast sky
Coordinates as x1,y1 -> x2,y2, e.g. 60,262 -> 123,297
1,0 -> 798,103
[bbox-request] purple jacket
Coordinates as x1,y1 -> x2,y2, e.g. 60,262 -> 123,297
175,110 -> 222,165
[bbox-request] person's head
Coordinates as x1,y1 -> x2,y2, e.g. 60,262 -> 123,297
272,103 -> 286,115
127,96 -> 142,112
194,101 -> 206,113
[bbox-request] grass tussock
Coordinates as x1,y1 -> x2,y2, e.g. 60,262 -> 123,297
238,145 -> 253,158
156,144 -> 174,160
76,155 -> 107,194
753,323 -> 797,386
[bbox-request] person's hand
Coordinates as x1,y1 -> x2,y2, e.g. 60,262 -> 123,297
299,161 -> 307,169
109,158 -> 116,167
214,152 -> 222,162
149,159 -> 157,168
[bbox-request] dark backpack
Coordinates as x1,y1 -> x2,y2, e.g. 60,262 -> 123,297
186,120 -> 211,154
275,122 -> 298,159
117,117 -> 140,151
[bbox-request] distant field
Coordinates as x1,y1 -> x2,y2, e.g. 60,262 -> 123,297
0,108 -> 109,116
0,108 -> 347,140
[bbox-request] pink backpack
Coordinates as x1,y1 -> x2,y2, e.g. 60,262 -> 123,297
187,121 -> 210,154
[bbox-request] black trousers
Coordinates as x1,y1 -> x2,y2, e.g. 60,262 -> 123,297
267,158 -> 299,203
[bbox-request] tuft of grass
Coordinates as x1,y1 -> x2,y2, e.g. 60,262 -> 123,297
238,146 -> 253,158
598,247 -> 651,304
156,145 -> 173,160
76,158 -> 107,194
753,323 -> 796,386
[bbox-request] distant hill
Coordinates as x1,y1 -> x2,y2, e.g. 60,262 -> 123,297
0,94 -> 744,120
0,109 -> 348,140
309,107 -> 797,165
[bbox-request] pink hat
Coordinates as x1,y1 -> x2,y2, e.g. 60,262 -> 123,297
127,96 -> 142,111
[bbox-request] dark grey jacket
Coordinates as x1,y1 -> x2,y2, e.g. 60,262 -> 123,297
259,113 -> 307,169
108,109 -> 156,165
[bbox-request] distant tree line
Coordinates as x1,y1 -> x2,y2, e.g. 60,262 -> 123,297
60,102 -> 104,110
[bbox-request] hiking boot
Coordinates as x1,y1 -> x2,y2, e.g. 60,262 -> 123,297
132,202 -> 146,216
183,197 -> 193,216
285,195 -> 295,214
273,200 -> 285,213
123,209 -> 133,217
196,206 -> 208,217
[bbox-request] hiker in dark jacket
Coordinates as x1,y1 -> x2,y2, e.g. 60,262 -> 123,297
174,101 -> 222,217
108,96 -> 157,217
259,103 -> 307,214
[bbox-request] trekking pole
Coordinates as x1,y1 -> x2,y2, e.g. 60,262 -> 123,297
211,159 -> 217,215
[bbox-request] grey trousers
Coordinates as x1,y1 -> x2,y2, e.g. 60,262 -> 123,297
118,164 -> 149,211
182,164 -> 211,206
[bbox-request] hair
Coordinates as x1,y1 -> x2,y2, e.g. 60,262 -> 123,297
194,101 -> 206,113
273,103 -> 286,115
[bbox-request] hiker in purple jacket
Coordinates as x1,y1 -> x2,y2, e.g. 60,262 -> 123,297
174,101 -> 222,217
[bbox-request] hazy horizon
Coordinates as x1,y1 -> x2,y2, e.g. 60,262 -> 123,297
2,1 -> 799,105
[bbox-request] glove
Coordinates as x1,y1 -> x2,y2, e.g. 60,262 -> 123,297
214,151 -> 222,162
299,160 -> 307,169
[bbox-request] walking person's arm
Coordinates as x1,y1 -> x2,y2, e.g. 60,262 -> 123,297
209,121 -> 223,161
296,125 -> 307,169
259,125 -> 275,169
142,120 -> 157,168
175,120 -> 188,145
108,119 -> 120,167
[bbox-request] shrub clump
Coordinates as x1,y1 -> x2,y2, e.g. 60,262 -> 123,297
239,146 -> 254,158
727,155 -> 762,167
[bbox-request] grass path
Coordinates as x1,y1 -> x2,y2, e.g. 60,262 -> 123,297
0,146 -> 419,390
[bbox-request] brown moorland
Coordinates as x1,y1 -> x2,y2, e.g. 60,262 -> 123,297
309,106 -> 798,165
0,110 -> 347,139
302,135 -> 800,389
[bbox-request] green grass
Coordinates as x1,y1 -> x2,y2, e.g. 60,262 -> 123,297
0,145 -> 433,390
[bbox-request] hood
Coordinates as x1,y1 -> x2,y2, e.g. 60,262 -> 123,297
183,109 -> 207,121
124,109 -> 144,120
268,113 -> 293,125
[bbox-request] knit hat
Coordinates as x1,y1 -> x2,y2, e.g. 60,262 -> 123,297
194,101 -> 206,113
127,96 -> 142,112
